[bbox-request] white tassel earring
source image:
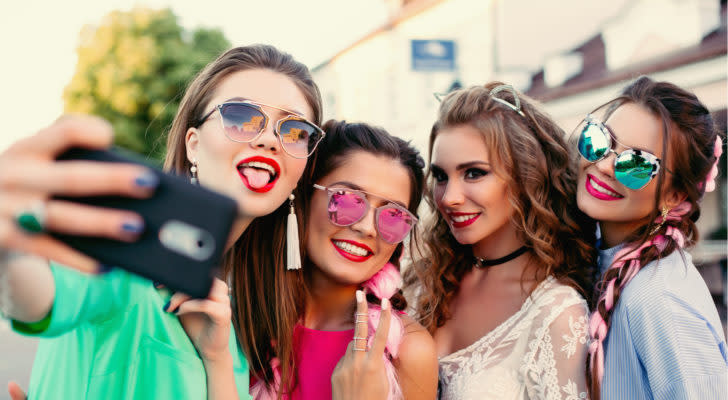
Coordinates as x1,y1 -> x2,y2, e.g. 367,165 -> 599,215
286,193 -> 302,270
190,159 -> 198,185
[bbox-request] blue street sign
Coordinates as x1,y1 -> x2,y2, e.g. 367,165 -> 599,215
411,39 -> 456,71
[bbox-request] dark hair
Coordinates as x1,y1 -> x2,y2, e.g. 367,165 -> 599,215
263,119 -> 426,395
163,44 -> 323,389
587,76 -> 721,399
405,82 -> 597,334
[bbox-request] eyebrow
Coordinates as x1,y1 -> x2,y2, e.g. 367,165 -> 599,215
430,160 -> 490,171
224,96 -> 305,117
327,180 -> 408,208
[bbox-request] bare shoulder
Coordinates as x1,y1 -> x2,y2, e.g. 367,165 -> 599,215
394,313 -> 439,398
396,313 -> 437,366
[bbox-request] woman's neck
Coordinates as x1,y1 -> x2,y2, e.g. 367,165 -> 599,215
224,215 -> 254,251
303,269 -> 358,331
599,219 -> 646,249
470,223 -> 535,282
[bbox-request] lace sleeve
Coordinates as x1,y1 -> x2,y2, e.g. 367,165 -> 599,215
523,295 -> 589,400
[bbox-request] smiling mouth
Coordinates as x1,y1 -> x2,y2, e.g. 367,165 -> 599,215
586,174 -> 624,200
331,239 -> 373,262
449,212 -> 480,228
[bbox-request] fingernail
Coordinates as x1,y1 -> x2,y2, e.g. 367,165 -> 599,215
356,290 -> 364,303
382,298 -> 390,311
135,170 -> 159,189
121,219 -> 145,235
98,264 -> 113,274
153,281 -> 164,289
163,300 -> 171,312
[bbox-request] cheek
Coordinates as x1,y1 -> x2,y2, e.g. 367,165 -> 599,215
432,186 -> 445,207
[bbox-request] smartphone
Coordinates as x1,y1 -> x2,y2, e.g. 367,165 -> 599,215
51,147 -> 238,298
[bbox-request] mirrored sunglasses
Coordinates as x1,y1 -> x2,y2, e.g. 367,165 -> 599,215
576,115 -> 661,190
313,184 -> 418,244
197,100 -> 325,159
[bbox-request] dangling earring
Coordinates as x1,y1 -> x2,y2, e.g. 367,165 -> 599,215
650,206 -> 670,235
190,159 -> 198,185
286,193 -> 302,270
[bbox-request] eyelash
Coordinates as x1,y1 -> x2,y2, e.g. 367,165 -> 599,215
432,168 -> 489,183
464,168 -> 488,180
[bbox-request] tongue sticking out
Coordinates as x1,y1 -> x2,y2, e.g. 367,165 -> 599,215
242,167 -> 271,189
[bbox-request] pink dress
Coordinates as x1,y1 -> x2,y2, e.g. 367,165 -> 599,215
289,324 -> 354,400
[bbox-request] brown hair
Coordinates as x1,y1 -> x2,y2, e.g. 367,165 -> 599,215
404,82 -> 596,334
586,76 -> 721,399
162,44 -> 322,389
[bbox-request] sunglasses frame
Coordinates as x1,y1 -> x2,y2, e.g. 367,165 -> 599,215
313,184 -> 418,244
577,115 -> 662,190
197,99 -> 325,159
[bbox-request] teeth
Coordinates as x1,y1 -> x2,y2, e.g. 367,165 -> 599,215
590,178 -> 621,197
333,240 -> 369,257
240,161 -> 275,175
451,213 -> 479,223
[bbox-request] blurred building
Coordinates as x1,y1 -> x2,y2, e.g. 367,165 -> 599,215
313,0 -> 727,311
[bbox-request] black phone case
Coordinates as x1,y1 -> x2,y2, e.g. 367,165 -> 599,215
51,148 -> 238,298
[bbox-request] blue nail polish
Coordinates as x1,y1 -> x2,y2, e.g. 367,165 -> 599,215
121,220 -> 145,234
134,171 -> 159,189
163,300 -> 171,312
98,264 -> 113,274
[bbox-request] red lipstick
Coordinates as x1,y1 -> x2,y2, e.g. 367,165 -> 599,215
585,174 -> 623,201
449,212 -> 480,228
331,239 -> 373,262
237,156 -> 280,193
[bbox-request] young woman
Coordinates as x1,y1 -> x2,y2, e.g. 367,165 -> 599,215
249,120 -> 438,399
0,44 -> 324,399
404,83 -> 596,399
577,76 -> 727,399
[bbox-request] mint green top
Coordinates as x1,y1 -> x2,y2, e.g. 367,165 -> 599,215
12,264 -> 251,399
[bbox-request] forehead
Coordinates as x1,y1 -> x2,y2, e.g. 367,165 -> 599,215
606,103 -> 664,157
431,124 -> 490,168
208,68 -> 313,120
321,151 -> 411,207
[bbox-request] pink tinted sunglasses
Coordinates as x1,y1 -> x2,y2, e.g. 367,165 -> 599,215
313,184 -> 418,244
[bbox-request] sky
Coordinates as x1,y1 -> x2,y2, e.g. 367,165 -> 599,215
0,0 -> 391,150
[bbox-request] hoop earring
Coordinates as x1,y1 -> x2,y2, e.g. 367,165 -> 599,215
287,194 -> 302,270
190,160 -> 198,185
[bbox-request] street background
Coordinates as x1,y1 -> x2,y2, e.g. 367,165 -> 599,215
1,1 -> 725,398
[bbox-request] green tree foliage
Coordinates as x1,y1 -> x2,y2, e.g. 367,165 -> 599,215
64,8 -> 230,162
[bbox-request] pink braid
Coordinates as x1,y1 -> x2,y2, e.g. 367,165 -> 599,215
588,203 -> 689,384
362,262 -> 405,400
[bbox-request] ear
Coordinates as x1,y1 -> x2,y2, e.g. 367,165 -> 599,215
661,188 -> 687,210
185,127 -> 200,163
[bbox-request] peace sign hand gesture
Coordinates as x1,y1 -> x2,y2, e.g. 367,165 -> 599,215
331,290 -> 392,400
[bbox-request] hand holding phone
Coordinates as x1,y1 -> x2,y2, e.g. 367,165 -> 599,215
52,148 -> 238,298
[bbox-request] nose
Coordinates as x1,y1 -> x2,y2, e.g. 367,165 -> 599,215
249,118 -> 280,153
594,151 -> 616,178
349,206 -> 377,240
438,180 -> 465,208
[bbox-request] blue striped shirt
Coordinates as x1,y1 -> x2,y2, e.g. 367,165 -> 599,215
597,246 -> 728,399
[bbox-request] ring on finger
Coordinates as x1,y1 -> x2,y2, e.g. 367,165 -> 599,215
15,201 -> 47,234
353,336 -> 368,351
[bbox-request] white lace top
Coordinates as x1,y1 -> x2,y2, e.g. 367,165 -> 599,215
438,276 -> 589,400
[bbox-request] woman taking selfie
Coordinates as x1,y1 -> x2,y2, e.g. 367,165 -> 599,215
0,44 -> 324,399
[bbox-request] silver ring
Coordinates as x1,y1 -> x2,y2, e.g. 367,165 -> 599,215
15,201 -> 46,234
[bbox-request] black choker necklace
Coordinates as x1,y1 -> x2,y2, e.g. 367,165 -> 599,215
474,246 -> 529,268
